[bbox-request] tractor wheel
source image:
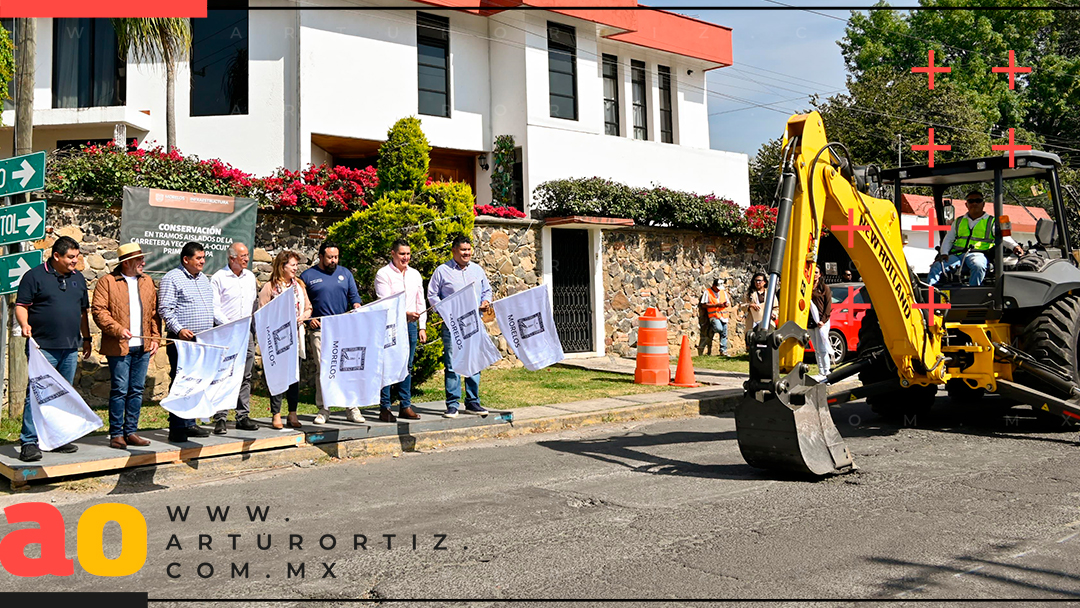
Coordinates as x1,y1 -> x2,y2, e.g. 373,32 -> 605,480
857,309 -> 937,421
1017,294 -> 1080,426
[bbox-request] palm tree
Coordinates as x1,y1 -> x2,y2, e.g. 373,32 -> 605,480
112,18 -> 191,152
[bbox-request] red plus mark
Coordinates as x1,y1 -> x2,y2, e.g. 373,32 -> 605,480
912,128 -> 951,168
992,50 -> 1031,90
911,49 -> 951,90
911,215 -> 951,247
992,128 -> 1032,168
831,208 -> 871,248
848,287 -> 872,315
913,285 -> 952,316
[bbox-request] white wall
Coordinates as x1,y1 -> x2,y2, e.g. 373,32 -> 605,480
525,124 -> 750,209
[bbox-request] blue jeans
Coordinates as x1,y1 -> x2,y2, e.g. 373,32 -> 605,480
928,252 -> 988,286
441,327 -> 480,411
21,348 -> 79,446
381,321 -> 419,411
107,347 -> 152,438
710,318 -> 729,353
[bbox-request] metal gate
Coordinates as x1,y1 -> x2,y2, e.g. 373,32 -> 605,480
551,229 -> 593,353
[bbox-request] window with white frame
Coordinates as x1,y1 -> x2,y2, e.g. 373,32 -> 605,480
548,22 -> 577,121
658,65 -> 673,143
417,12 -> 450,118
631,59 -> 648,140
602,54 -> 620,136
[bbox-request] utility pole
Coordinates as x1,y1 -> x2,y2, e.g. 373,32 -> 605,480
8,17 -> 35,420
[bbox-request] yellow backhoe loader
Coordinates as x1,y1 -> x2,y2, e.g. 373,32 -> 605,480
736,112 -> 1080,476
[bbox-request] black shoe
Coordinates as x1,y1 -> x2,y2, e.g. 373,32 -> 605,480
19,443 -> 42,462
236,417 -> 258,431
53,443 -> 78,454
187,425 -> 211,438
213,419 -> 227,435
168,429 -> 188,443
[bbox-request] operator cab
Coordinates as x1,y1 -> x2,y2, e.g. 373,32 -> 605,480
879,150 -> 1078,322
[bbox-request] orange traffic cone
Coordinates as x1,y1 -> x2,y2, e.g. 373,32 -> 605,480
670,335 -> 699,388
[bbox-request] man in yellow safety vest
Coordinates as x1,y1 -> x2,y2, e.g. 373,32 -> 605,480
928,190 -> 1024,286
698,278 -> 731,356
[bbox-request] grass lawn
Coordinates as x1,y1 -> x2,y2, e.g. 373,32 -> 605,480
0,365 -> 670,444
693,353 -> 821,376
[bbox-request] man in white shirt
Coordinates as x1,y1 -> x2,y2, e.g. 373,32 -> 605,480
928,190 -> 1024,286
210,242 -> 259,434
374,239 -> 427,422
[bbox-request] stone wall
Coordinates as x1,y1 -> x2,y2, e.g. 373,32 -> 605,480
10,200 -> 764,408
603,228 -> 770,357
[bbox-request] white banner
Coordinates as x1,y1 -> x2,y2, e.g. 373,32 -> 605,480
197,317 -> 252,413
27,339 -> 102,451
161,340 -> 226,420
494,284 -> 565,371
254,285 -> 300,396
319,308 -> 387,409
432,282 -> 502,378
361,292 -> 409,387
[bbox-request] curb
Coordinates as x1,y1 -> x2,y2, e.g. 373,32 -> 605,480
18,389 -> 743,494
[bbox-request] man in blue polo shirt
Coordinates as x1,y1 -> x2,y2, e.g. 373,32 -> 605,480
15,236 -> 93,462
300,241 -> 362,424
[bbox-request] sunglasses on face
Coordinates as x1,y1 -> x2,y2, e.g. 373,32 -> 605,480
57,276 -> 67,291
966,199 -> 984,204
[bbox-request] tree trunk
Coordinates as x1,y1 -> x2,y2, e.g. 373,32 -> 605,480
166,55 -> 176,152
8,18 -> 35,419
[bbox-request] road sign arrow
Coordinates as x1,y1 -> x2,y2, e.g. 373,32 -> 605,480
8,256 -> 31,288
17,206 -> 42,235
12,159 -> 36,189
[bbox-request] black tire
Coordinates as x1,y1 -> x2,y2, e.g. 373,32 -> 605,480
946,379 -> 986,404
857,309 -> 937,420
829,329 -> 847,365
1017,294 -> 1080,426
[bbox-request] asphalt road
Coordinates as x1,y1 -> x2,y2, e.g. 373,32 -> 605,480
1,394 -> 1079,606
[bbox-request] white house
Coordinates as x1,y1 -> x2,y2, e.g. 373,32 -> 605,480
1,0 -> 749,212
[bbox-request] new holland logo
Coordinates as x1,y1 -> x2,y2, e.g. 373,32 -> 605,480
272,322 -> 293,355
341,346 -> 366,372
29,375 -> 69,405
384,323 -> 397,349
457,310 -> 479,341
517,312 -> 545,339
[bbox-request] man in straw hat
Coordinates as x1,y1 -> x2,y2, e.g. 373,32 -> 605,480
91,242 -> 161,449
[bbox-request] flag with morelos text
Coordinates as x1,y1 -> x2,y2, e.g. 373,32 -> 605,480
254,286 -> 300,397
432,282 -> 502,378
494,284 -> 565,371
27,339 -> 102,451
197,317 -> 252,413
319,307 -> 387,409
160,340 -> 226,420
362,292 -> 409,387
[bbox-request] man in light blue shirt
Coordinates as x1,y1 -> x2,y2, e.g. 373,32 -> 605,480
427,235 -> 492,418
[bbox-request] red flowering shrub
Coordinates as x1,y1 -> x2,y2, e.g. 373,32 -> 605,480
474,205 -> 526,219
743,204 -> 778,238
252,164 -> 378,213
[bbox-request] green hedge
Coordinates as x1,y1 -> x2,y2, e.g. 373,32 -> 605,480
533,177 -> 765,236
376,117 -> 431,196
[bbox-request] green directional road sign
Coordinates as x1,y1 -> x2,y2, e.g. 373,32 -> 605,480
0,151 -> 46,198
0,249 -> 43,295
0,201 -> 46,246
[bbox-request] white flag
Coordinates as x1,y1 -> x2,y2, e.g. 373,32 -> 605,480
432,282 -> 502,378
196,317 -> 252,413
362,292 -> 409,387
27,339 -> 102,451
494,284 -> 565,371
319,308 -> 387,408
254,285 -> 300,396
161,340 -> 226,419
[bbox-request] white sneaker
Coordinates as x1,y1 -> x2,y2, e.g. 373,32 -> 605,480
345,408 -> 364,423
313,409 -> 330,425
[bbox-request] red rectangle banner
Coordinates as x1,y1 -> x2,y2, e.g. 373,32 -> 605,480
0,0 -> 207,18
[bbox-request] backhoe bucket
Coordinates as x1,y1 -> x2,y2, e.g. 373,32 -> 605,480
735,383 -> 854,476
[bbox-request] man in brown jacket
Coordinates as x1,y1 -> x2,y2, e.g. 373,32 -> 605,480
92,243 -> 161,449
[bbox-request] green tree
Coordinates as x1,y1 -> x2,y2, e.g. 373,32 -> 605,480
748,137 -> 783,207
0,24 -> 13,126
112,18 -> 192,152
376,117 -> 431,196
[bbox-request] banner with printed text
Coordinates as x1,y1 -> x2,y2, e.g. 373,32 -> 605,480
319,308 -> 387,409
494,284 -> 565,371
254,286 -> 300,397
27,339 -> 102,451
196,317 -> 253,413
432,282 -> 502,378
361,292 -> 409,388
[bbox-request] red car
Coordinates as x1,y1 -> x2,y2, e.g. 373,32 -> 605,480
806,281 -> 867,365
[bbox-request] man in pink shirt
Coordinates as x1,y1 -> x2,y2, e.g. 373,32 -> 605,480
374,239 -> 427,422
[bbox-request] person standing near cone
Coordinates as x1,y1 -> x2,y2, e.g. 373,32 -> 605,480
698,278 -> 731,356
